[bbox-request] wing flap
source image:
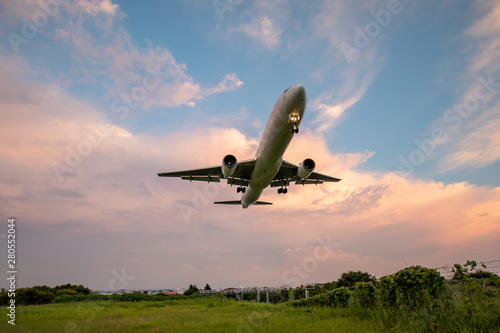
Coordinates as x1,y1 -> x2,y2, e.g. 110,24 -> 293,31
295,179 -> 324,185
180,175 -> 220,182
226,178 -> 250,187
214,200 -> 272,205
270,179 -> 290,188
158,166 -> 222,178
214,201 -> 241,205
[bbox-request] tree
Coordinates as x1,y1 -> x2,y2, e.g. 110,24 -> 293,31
393,265 -> 444,309
204,283 -> 211,291
337,271 -> 376,289
184,284 -> 199,296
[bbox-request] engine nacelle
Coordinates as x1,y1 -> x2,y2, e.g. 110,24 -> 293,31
297,158 -> 315,179
222,154 -> 237,178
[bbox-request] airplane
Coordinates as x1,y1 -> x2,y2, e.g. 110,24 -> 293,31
158,84 -> 341,208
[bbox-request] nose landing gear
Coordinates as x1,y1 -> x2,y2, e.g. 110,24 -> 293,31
290,115 -> 300,134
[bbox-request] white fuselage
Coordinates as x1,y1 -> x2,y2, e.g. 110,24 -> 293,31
241,84 -> 306,208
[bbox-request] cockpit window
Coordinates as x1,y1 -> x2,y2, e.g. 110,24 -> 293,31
283,87 -> 291,94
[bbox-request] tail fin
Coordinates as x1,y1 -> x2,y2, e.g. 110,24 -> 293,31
214,201 -> 272,206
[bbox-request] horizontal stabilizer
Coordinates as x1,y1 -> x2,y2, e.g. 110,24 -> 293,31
214,201 -> 273,206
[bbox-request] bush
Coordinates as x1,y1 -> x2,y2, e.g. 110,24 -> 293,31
379,275 -> 397,307
354,282 -> 376,308
393,266 -> 444,309
333,287 -> 351,308
337,271 -> 376,290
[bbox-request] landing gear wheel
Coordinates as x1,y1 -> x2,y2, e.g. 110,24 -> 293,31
291,124 -> 299,133
278,188 -> 288,194
237,187 -> 246,193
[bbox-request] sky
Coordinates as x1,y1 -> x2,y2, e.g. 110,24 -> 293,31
0,0 -> 499,291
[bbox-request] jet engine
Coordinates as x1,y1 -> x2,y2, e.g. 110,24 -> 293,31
222,154 -> 237,178
297,158 -> 315,179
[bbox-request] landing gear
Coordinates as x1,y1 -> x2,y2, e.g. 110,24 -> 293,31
290,115 -> 300,134
277,188 -> 288,194
237,187 -> 246,193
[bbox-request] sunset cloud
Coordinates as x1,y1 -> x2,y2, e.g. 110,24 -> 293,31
1,0 -> 499,291
1,56 -> 499,289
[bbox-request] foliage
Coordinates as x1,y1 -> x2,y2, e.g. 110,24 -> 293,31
393,265 -> 444,309
184,284 -> 199,296
332,286 -> 351,308
17,286 -> 56,305
451,260 -> 495,321
353,282 -> 376,308
204,283 -> 211,291
378,275 -> 397,307
289,287 -> 351,308
321,281 -> 337,292
337,270 -> 376,290
53,283 -> 90,295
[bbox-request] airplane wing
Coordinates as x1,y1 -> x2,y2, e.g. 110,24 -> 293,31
270,160 -> 341,187
157,159 -> 257,185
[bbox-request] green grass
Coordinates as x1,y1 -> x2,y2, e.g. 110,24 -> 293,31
0,298 -> 384,332
2,292 -> 499,332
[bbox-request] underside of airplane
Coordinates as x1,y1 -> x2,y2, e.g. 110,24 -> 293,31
158,85 -> 341,208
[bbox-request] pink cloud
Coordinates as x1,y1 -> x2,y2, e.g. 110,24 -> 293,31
1,54 -> 499,290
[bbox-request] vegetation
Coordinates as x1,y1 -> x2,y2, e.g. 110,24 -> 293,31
0,284 -> 90,306
183,284 -> 199,296
0,298 -> 387,332
336,270 -> 376,289
289,263 -> 500,332
1,261 -> 499,332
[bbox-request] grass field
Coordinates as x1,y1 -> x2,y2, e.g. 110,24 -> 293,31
1,291 -> 499,332
0,298 -> 386,333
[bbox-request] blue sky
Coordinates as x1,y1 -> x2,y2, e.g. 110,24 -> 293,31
1,0 -> 499,290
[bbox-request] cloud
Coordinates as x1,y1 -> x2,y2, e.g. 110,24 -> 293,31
431,0 -> 500,172
1,0 -> 499,290
49,0 -> 243,109
1,64 -> 499,288
204,73 -> 244,95
438,101 -> 500,171
76,0 -> 120,16
310,68 -> 380,132
237,16 -> 283,50
466,0 -> 500,75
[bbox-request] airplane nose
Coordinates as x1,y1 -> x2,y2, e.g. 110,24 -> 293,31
295,84 -> 305,95
291,84 -> 306,104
